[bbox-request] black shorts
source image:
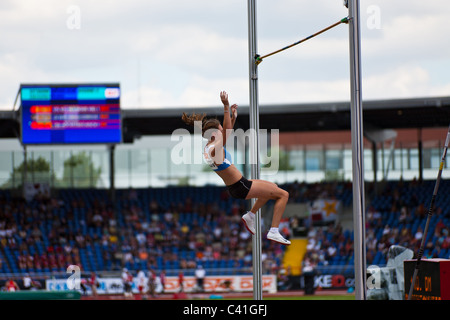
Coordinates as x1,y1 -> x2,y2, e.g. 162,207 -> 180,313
227,176 -> 253,199
124,282 -> 132,292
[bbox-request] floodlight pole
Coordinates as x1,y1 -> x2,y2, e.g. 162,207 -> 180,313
247,0 -> 263,300
348,0 -> 367,300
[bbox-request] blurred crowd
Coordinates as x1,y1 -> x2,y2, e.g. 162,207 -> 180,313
302,179 -> 450,273
0,179 -> 449,281
0,187 -> 285,275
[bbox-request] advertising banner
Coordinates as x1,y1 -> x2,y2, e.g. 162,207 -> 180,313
45,275 -> 277,295
308,199 -> 341,223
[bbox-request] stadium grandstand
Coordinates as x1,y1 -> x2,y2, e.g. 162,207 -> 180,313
0,95 -> 449,298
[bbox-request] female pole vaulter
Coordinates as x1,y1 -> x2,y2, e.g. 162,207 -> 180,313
182,91 -> 290,245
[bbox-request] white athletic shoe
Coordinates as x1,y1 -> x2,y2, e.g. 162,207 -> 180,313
241,211 -> 255,235
267,231 -> 291,245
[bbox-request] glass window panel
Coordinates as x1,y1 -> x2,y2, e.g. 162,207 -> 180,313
288,149 -> 304,171
11,151 -> 25,186
325,150 -> 341,170
306,150 -> 321,171
149,148 -> 169,187
343,149 -> 352,171
393,149 -> 401,171
115,148 -> 131,188
69,151 -> 94,188
409,149 -> 419,169
51,150 -> 72,188
30,150 -> 53,186
422,149 -> 431,169
364,149 -> 373,171
130,149 -> 149,188
430,148 -> 441,169
91,150 -> 110,188
0,152 -> 13,188
401,149 -> 409,171
169,147 -> 191,186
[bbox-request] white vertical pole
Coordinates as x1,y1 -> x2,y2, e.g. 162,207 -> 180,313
247,0 -> 263,300
348,0 -> 367,300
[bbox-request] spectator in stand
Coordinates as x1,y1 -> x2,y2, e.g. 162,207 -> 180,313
147,269 -> 157,298
122,268 -> 133,298
160,270 -> 166,294
79,277 -> 88,295
89,272 -> 99,297
136,269 -> 147,295
22,274 -> 33,290
302,254 -> 317,295
5,278 -> 20,292
178,271 -> 184,293
18,252 -> 27,270
414,227 -> 424,243
195,264 -> 206,292
2,179 -> 449,291
276,268 -> 292,291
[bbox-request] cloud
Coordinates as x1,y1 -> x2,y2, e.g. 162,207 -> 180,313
150,25 -> 247,73
362,13 -> 450,62
122,75 -> 248,108
0,0 -> 449,111
363,66 -> 450,100
257,66 -> 450,105
259,78 -> 350,104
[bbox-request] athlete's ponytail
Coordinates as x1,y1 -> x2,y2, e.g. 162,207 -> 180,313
182,112 -> 220,138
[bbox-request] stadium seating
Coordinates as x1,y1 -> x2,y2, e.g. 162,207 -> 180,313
0,179 -> 448,281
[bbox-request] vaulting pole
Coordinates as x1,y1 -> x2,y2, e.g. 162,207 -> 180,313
348,0 -> 367,300
247,0 -> 263,300
408,124 -> 450,300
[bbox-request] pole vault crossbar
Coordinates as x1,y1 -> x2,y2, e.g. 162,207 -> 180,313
247,0 -> 365,300
255,17 -> 349,65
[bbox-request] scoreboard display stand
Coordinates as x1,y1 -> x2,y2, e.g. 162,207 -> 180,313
20,83 -> 122,145
404,258 -> 450,300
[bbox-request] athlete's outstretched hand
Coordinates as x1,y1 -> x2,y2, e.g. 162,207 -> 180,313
231,104 -> 238,120
220,91 -> 229,107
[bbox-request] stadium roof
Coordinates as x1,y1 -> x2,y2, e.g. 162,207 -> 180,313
1,95 -> 449,143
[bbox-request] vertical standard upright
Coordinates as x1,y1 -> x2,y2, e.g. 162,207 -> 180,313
247,0 -> 263,300
348,0 -> 367,300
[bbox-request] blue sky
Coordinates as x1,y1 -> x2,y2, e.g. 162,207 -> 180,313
0,0 -> 449,110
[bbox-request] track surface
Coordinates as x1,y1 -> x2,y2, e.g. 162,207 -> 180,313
81,289 -> 353,300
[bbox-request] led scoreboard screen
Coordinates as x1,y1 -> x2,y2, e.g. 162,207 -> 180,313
20,84 -> 122,144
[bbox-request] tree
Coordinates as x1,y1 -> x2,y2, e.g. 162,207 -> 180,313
2,156 -> 54,189
61,151 -> 102,188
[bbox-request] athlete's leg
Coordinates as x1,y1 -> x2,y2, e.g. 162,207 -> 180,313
246,179 -> 289,228
242,197 -> 269,235
249,197 -> 270,214
243,179 -> 291,245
